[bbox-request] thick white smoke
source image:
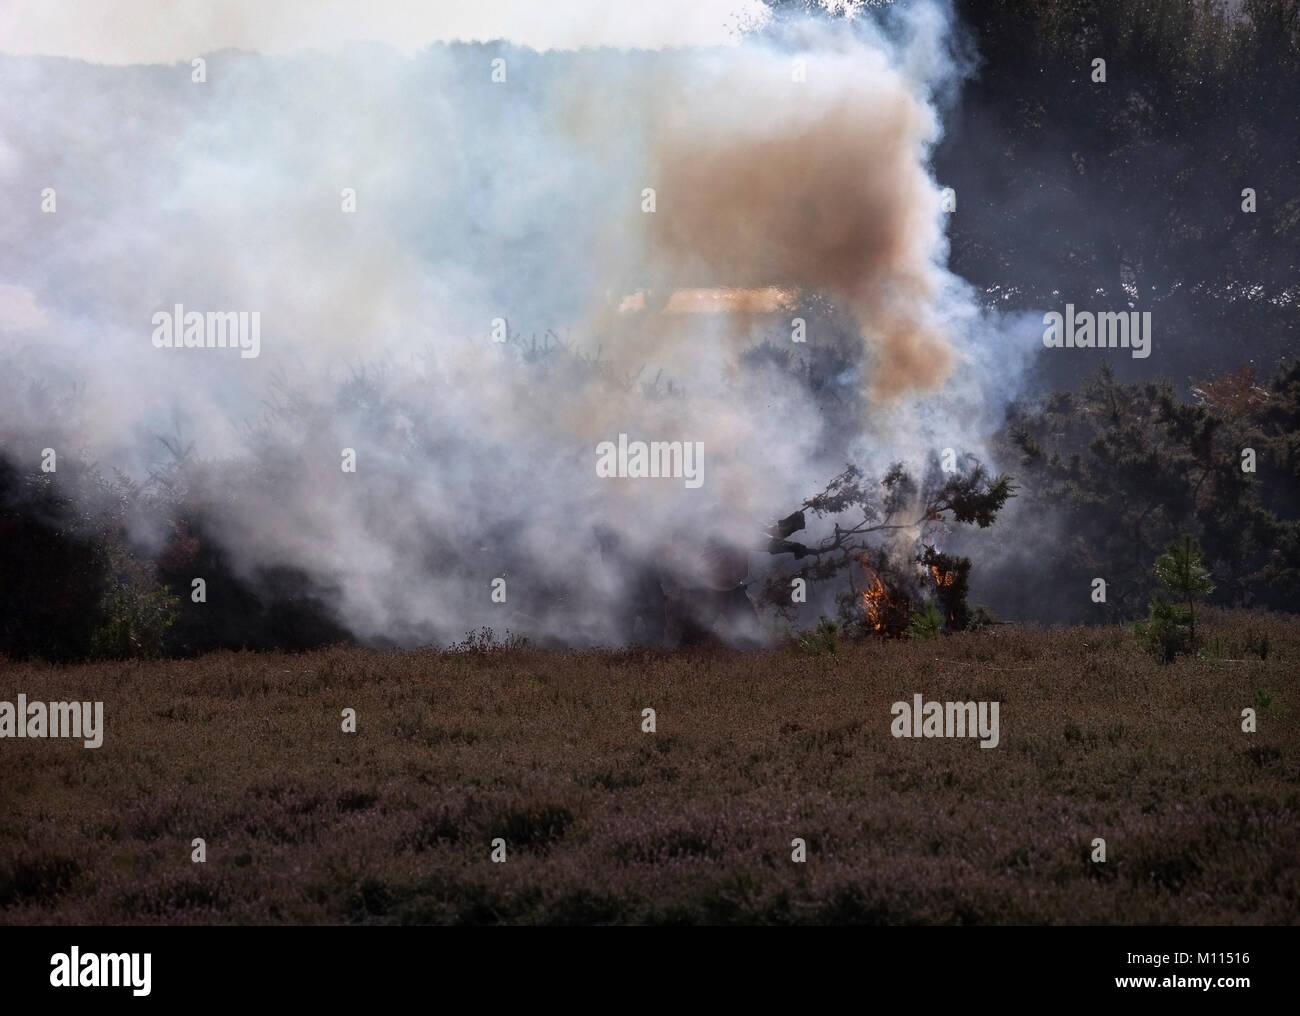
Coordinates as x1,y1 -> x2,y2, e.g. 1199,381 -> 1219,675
0,4 -> 1034,646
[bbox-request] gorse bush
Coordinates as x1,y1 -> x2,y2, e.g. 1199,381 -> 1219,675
90,579 -> 179,660
88,541 -> 179,659
906,603 -> 944,641
797,617 -> 839,656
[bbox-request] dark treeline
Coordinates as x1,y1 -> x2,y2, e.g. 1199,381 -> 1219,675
937,0 -> 1299,389
0,453 -> 349,662
930,0 -> 1300,619
978,358 -> 1300,624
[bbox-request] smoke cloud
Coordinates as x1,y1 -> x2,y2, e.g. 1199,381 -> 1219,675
0,3 -> 1035,646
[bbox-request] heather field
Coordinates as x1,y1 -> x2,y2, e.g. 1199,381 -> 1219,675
1,607 -> 1296,926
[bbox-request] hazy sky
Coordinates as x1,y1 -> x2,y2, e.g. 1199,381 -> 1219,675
0,0 -> 773,62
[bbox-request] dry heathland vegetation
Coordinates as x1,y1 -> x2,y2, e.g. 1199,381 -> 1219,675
1,607 -> 1296,925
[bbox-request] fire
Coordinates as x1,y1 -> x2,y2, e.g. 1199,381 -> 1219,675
930,565 -> 955,588
855,556 -> 913,636
617,286 -> 798,315
860,569 -> 889,631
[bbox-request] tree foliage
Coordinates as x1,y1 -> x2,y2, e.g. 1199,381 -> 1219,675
758,456 -> 1014,636
1004,359 -> 1300,619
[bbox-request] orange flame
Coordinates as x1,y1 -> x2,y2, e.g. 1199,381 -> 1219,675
860,570 -> 888,631
930,565 -> 955,588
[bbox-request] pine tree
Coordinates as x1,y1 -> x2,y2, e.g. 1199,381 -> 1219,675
1153,535 -> 1215,645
